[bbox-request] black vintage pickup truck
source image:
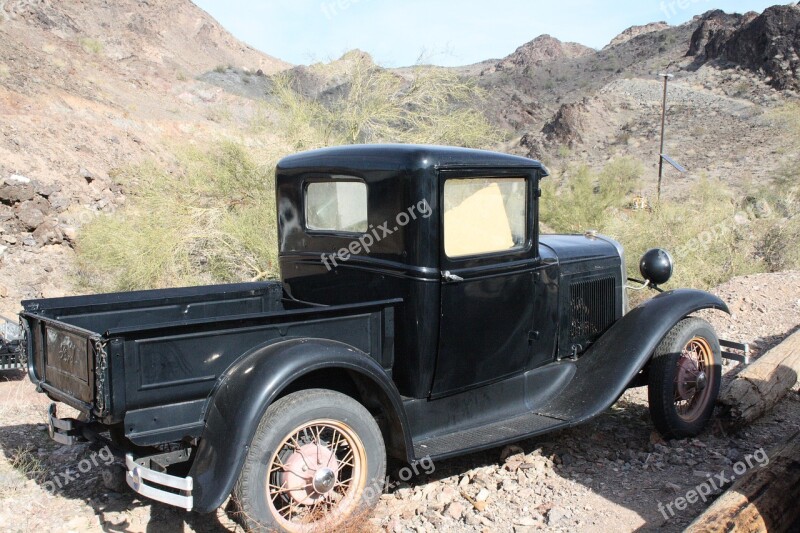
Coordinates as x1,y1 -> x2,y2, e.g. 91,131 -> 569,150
21,145 -> 732,531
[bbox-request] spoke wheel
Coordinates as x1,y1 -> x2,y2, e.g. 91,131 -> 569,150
673,337 -> 715,423
648,317 -> 722,439
267,420 -> 368,532
233,389 -> 386,533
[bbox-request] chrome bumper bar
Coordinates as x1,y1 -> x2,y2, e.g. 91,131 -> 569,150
126,453 -> 194,511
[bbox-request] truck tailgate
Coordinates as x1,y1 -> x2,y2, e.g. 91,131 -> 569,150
37,319 -> 97,406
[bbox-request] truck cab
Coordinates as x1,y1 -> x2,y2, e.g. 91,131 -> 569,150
22,145 -> 730,532
276,144 -> 624,399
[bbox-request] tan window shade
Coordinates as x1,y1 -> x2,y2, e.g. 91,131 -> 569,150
444,177 -> 526,258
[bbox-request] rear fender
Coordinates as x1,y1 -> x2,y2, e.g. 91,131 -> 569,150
188,338 -> 410,513
539,289 -> 729,422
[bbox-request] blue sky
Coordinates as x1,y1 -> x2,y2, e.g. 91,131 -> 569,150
193,1 -> 789,67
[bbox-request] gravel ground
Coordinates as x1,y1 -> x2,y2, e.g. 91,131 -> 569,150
0,271 -> 798,532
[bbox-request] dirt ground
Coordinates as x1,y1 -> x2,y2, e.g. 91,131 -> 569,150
0,271 -> 798,533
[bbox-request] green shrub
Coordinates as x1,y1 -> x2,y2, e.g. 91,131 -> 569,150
79,38 -> 103,55
542,159 -> 765,290
75,144 -> 278,292
270,55 -> 502,150
541,157 -> 642,234
75,55 -> 505,291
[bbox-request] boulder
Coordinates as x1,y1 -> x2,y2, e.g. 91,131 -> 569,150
0,182 -> 36,204
35,181 -> 63,198
79,167 -> 96,183
5,174 -> 31,185
32,220 -> 64,245
49,193 -> 72,212
16,205 -> 46,231
24,196 -> 51,215
0,204 -> 14,222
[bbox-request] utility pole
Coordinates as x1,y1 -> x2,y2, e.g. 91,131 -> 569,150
657,72 -> 672,202
655,72 -> 687,202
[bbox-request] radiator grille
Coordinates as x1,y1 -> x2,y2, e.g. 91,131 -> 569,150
568,276 -> 616,345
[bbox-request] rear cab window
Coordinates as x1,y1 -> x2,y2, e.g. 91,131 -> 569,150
305,178 -> 368,233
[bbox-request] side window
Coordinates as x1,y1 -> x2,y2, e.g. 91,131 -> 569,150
306,179 -> 368,233
444,177 -> 527,258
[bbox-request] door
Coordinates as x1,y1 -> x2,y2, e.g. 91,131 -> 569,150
431,170 -> 539,398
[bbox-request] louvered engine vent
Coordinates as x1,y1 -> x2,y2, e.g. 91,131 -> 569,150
568,276 -> 616,348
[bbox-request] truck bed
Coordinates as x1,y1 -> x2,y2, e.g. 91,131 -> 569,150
21,282 -> 397,445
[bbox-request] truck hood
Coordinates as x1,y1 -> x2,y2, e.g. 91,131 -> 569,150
540,234 -> 623,264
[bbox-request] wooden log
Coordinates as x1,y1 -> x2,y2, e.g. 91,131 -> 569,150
718,329 -> 800,429
686,431 -> 800,533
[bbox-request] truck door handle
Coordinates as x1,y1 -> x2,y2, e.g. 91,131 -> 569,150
442,271 -> 464,283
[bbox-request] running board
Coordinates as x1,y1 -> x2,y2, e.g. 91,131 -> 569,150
411,291 -> 730,461
413,412 -> 566,460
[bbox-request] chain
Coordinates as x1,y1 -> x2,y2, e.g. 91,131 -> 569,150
94,338 -> 109,414
16,317 -> 28,366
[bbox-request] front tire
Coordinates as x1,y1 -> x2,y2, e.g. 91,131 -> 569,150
648,317 -> 722,439
233,389 -> 386,532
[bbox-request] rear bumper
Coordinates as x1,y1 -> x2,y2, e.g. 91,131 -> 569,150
47,404 -> 87,445
126,453 -> 194,511
47,402 -> 195,511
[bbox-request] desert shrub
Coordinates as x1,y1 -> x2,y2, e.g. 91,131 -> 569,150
542,159 -> 765,290
271,54 -> 502,150
541,157 -> 642,233
79,37 -> 103,55
608,179 -> 762,290
75,143 -> 278,292
750,162 -> 800,272
770,103 -> 800,144
75,55 -> 504,291
556,145 -> 572,159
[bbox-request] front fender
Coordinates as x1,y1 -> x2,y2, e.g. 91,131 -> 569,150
539,288 -> 729,422
188,338 -> 410,513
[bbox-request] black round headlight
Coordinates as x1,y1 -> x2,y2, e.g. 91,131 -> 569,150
639,248 -> 674,286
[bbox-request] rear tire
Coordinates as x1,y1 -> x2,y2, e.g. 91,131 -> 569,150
233,389 -> 386,532
648,317 -> 721,439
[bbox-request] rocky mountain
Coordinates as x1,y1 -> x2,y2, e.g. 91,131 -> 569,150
494,4 -> 799,193
1,0 -> 288,75
604,22 -> 672,49
488,34 -> 595,73
688,5 -> 800,91
0,0 -> 289,314
0,0 -> 799,315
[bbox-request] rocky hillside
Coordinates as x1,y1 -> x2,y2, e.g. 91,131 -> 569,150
1,0 -> 288,75
604,22 -> 672,49
688,5 -> 800,91
488,35 -> 594,73
0,1 -> 798,315
496,5 -> 799,200
0,0 -> 289,315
